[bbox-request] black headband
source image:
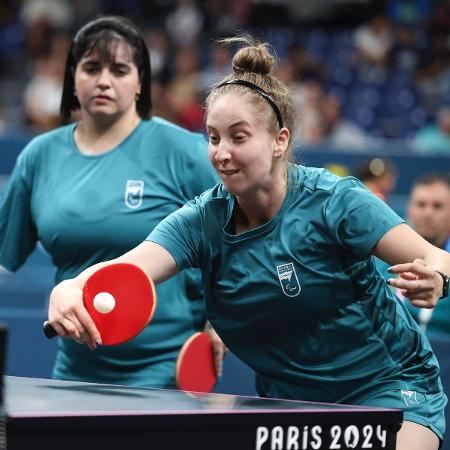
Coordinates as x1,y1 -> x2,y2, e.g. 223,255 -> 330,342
216,79 -> 284,129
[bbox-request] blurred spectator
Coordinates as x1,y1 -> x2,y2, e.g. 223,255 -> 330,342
296,108 -> 326,147
293,79 -> 324,115
353,14 -> 393,67
408,173 -> 450,250
388,23 -> 421,72
321,94 -> 370,150
23,28 -> 70,132
166,46 -> 203,131
414,28 -> 450,115
165,0 -> 204,47
20,0 -> 72,59
413,107 -> 450,155
144,28 -> 172,79
197,40 -> 231,95
354,157 -> 398,202
353,14 -> 393,82
293,79 -> 327,146
20,0 -> 72,29
404,173 -> 450,334
285,42 -> 324,83
150,79 -> 178,124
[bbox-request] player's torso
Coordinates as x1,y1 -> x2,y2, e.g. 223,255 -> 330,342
201,175 -> 437,401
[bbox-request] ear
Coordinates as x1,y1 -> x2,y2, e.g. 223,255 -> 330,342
272,128 -> 290,158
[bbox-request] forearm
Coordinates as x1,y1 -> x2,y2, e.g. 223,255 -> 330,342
115,241 -> 179,284
422,246 -> 450,276
71,241 -> 179,288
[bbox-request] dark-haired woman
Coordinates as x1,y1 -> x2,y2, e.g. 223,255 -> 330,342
0,16 -> 220,387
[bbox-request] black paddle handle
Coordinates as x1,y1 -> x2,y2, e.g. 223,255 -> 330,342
43,321 -> 58,339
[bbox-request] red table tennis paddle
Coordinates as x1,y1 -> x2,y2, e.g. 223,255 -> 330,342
43,263 -> 157,346
176,331 -> 217,393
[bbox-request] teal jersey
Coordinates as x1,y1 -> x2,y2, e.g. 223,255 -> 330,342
148,164 -> 442,403
0,118 -> 218,387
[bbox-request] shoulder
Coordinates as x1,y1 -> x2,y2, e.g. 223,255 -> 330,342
17,124 -> 73,166
139,118 -> 209,167
141,117 -> 207,148
293,164 -> 364,196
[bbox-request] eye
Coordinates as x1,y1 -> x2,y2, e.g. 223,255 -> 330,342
208,134 -> 220,145
112,65 -> 130,76
82,63 -> 99,74
233,134 -> 246,143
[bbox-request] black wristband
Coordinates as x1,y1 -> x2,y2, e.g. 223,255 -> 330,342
436,270 -> 449,299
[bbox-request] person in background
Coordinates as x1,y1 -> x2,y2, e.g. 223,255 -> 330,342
0,16 -> 223,388
47,35 -> 449,450
413,107 -> 450,155
404,173 -> 450,334
354,156 -> 398,202
321,94 -> 370,150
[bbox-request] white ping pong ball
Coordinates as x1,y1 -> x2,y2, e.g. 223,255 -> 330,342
93,292 -> 116,314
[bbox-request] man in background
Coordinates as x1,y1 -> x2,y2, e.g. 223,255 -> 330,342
405,173 -> 450,333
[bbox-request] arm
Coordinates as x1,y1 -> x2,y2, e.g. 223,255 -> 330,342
48,241 -> 178,349
373,223 -> 450,308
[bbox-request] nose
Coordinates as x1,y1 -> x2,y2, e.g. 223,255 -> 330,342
97,68 -> 111,89
214,140 -> 232,166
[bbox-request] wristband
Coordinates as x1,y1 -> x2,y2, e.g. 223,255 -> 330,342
436,270 -> 449,299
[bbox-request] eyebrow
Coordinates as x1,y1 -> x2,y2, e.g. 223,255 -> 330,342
206,120 -> 251,130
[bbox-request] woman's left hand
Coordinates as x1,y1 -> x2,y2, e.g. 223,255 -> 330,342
387,258 -> 443,308
205,323 -> 228,378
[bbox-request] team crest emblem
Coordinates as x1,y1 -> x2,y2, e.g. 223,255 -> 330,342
124,180 -> 144,209
276,262 -> 301,297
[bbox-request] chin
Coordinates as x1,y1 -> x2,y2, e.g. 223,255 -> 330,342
221,180 -> 243,195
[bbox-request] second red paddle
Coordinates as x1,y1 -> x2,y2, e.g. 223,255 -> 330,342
176,331 -> 217,393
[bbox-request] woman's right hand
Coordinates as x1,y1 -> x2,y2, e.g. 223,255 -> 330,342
48,279 -> 101,349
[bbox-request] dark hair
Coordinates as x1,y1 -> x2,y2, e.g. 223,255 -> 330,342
60,16 -> 151,123
412,173 -> 450,190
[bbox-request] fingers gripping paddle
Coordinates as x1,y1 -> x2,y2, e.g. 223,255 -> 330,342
176,332 -> 217,393
43,263 -> 157,345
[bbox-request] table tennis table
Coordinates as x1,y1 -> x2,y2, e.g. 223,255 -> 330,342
1,376 -> 402,450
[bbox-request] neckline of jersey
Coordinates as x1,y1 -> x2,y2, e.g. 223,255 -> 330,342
222,164 -> 302,243
68,120 -> 145,158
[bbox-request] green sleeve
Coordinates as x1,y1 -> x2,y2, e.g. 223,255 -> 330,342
0,152 -> 38,271
147,198 -> 204,271
325,178 -> 404,258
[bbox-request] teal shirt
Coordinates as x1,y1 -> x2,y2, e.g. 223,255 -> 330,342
0,118 -> 218,387
148,164 -> 441,403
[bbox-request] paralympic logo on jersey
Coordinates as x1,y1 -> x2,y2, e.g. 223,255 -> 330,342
125,180 -> 144,209
276,262 -> 301,297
